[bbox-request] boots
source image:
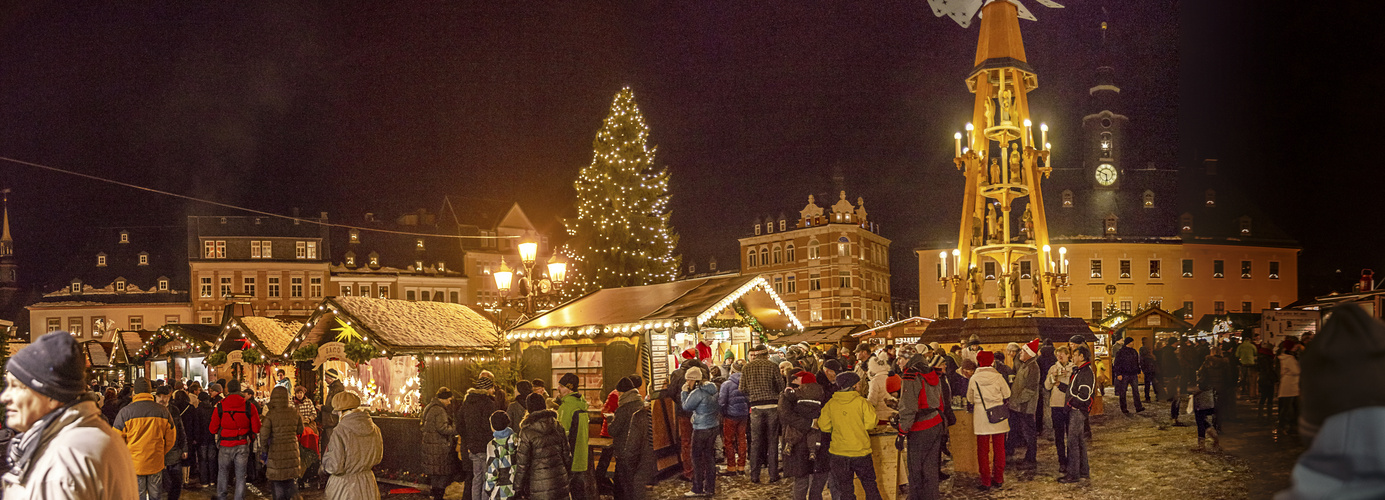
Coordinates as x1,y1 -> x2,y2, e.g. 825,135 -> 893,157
1209,429 -> 1222,452
1190,437 -> 1205,452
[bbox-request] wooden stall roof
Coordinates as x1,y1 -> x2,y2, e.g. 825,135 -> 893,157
511,274 -> 799,336
1192,313 -> 1262,333
922,317 -> 1095,344
83,341 -> 114,367
851,317 -> 936,339
219,316 -> 303,356
1113,308 -> 1193,332
773,325 -> 865,345
290,296 -> 500,353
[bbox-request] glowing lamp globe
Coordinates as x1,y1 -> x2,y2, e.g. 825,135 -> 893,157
518,241 -> 538,266
493,260 -> 514,292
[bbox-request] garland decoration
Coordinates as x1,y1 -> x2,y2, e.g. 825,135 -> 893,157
344,341 -> 376,365
240,349 -> 263,365
292,344 -> 319,362
207,352 -> 228,366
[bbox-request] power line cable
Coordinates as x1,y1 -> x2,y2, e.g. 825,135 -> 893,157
0,155 -> 516,240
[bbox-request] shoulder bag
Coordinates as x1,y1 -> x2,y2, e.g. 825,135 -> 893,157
976,379 -> 1009,424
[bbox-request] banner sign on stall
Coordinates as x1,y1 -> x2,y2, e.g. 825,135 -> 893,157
314,342 -> 347,369
226,350 -> 243,365
647,331 -> 669,390
730,327 -> 751,344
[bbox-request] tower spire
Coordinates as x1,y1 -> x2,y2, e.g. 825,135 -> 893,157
0,189 -> 12,258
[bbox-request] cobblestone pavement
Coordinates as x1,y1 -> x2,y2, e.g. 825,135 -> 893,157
181,391 -> 1305,499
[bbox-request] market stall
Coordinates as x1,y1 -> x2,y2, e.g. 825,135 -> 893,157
850,317 -> 935,346
771,324 -> 866,350
504,274 -> 800,477
82,340 -> 121,386
207,314 -> 303,399
1114,307 -> 1192,350
128,325 -> 219,386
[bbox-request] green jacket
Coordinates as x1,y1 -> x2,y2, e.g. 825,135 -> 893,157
1236,341 -> 1258,366
556,392 -> 589,472
817,390 -> 876,457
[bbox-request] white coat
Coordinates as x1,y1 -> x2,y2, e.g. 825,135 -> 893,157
1044,361 -> 1073,408
1278,354 -> 1301,398
967,367 -> 1012,435
2,400 -> 139,500
323,409 -> 384,500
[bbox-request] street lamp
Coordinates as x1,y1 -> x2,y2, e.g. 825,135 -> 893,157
491,237 -> 566,322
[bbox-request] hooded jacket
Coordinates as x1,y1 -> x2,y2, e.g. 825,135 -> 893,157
258,387 -> 304,481
420,397 -> 457,475
323,409 -> 383,500
719,372 -> 751,419
514,409 -> 571,500
484,427 -> 517,500
555,391 -> 590,472
1008,355 -> 1041,415
112,393 -> 178,475
1,398 -> 139,500
681,381 -> 720,430
457,388 -> 499,455
609,390 -> 655,498
967,366 -> 1012,436
1276,407 -> 1385,500
778,383 -> 827,478
664,359 -> 707,417
817,389 -> 877,457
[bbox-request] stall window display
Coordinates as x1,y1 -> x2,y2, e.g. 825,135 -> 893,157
328,356 -> 422,414
551,347 -> 603,405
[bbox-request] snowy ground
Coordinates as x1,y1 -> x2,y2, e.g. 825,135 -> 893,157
182,391 -> 1304,499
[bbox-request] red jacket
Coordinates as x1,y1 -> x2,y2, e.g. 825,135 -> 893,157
209,394 -> 262,447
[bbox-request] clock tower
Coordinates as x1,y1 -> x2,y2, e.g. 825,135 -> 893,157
1082,21 -> 1127,190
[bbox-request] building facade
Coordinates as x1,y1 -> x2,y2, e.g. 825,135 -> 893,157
28,226 -> 192,341
329,209 -> 469,304
918,21 -> 1298,321
187,215 -> 331,324
739,191 -> 892,327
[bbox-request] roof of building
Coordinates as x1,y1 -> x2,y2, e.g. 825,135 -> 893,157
290,296 -> 500,352
222,316 -> 304,357
329,210 -> 468,278
37,225 -> 189,300
1192,313 -> 1262,333
922,317 -> 1095,345
774,324 -> 867,345
1112,307 -> 1194,332
83,341 -> 114,367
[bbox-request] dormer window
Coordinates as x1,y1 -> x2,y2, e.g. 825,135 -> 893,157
1180,213 -> 1194,234
1061,190 -> 1074,208
346,256 -> 355,266
369,255 -> 379,267
1239,216 -> 1252,236
119,231 -> 129,244
71,281 -> 82,294
779,220 -> 786,232
766,221 -> 774,234
437,262 -> 445,272
1205,189 -> 1216,207
138,252 -> 149,266
97,254 -> 107,267
1142,190 -> 1155,208
158,278 -> 169,291
115,279 -> 127,292
415,260 -> 424,271
754,223 -> 761,235
349,230 -> 360,243
416,239 -> 425,250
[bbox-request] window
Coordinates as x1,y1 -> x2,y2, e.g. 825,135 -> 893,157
1183,301 -> 1194,319
1239,216 -> 1253,236
414,260 -> 424,271
786,244 -> 796,262
128,316 -> 143,331
1182,259 -> 1193,278
360,284 -> 372,297
268,277 -> 281,297
1020,260 -> 1032,279
251,241 -> 263,259
310,277 -> 322,298
758,248 -> 767,267
754,223 -> 761,235
200,277 -> 212,297
1149,260 -> 1161,279
69,317 -> 83,336
1061,190 -> 1074,208
47,318 -> 60,332
1180,213 -> 1194,234
97,254 -> 106,267
808,240 -> 820,259
937,304 -> 949,319
780,220 -> 786,231
349,230 -> 359,243
1269,261 -> 1280,279
1105,215 -> 1118,235
115,280 -> 126,292
138,253 -> 148,266
437,262 -> 446,272
450,291 -> 460,303
378,286 -> 389,298
158,279 -> 168,291
766,221 -> 774,234
251,240 -> 273,259
1205,189 -> 1216,207
1213,260 -> 1225,278
1090,259 -> 1103,279
200,315 -> 214,324
837,236 -> 849,257
984,262 -> 997,280
1241,260 -> 1252,279
416,239 -> 425,250
1119,259 -> 1131,279
119,231 -> 129,243
1100,132 -> 1113,156
1270,301 -> 1280,310
309,241 -> 319,259
369,255 -> 379,267
261,240 -> 272,258
243,277 -> 256,297
773,246 -> 782,264
1242,301 -> 1253,313
1143,190 -> 1155,208
839,271 -> 850,289
1091,301 -> 1103,320
296,241 -> 307,259
290,277 -> 303,298
1214,301 -> 1225,314
936,263 -> 945,280
1120,300 -> 1132,313
787,276 -> 797,293
1059,301 -> 1070,317
406,290 -> 416,301
840,303 -> 853,320
164,315 -> 180,324
774,277 -> 783,294
346,255 -> 355,266
341,285 -> 353,297
203,240 -> 226,259
810,274 -> 822,291
220,277 -> 232,297
747,250 -> 756,268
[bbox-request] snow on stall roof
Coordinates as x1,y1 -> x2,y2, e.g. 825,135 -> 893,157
332,296 -> 499,349
86,342 -> 111,366
239,317 -> 303,356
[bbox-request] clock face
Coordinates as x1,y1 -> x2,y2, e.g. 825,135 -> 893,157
1096,164 -> 1117,186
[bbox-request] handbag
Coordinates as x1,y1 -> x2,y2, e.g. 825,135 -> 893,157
976,380 -> 1009,424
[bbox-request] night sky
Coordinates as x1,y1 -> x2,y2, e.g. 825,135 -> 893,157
0,1 -> 1379,304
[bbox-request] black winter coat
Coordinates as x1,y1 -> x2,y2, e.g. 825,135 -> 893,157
514,409 -> 571,500
419,398 -> 457,475
455,389 -> 498,455
778,384 -> 827,478
1158,345 -> 1182,380
609,391 -> 654,499
1114,345 -> 1142,377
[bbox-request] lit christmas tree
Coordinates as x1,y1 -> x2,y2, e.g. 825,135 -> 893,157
564,87 -> 680,293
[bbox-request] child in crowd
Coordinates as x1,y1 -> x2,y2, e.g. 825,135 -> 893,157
485,410 -> 517,500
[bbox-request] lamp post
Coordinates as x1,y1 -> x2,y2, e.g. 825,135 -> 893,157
492,236 -> 567,324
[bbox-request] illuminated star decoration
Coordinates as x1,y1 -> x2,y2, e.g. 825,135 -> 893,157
333,317 -> 363,343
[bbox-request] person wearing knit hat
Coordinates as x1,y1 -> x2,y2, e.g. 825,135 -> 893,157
1,332 -> 139,497
1008,337 -> 1042,470
816,368 -> 883,500
459,373 -> 501,500
421,386 -> 457,500
1113,331 -> 1146,415
321,389 -> 383,499
554,371 -> 592,481
318,366 -> 347,461
1279,304 -> 1385,498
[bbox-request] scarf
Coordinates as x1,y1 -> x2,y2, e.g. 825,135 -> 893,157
3,393 -> 95,486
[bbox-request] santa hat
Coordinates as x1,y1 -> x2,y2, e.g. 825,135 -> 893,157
977,350 -> 995,367
1021,338 -> 1041,358
696,341 -> 713,361
681,348 -> 696,360
795,371 -> 817,384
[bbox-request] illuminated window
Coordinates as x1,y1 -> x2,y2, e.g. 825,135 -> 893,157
97,254 -> 106,267
773,276 -> 783,294
1269,261 -> 1280,279
984,261 -> 997,280
808,240 -> 820,259
837,236 -> 849,257
1105,215 -> 1118,236
296,241 -> 307,259
1061,190 -> 1074,208
220,277 -> 232,297
378,286 -> 389,298
200,277 -> 212,297
47,318 -> 60,332
1143,190 -> 1155,208
840,303 -> 852,320
1180,213 -> 1194,234
1020,260 -> 1032,279
349,230 -> 359,243
119,231 -> 129,243
307,242 -> 318,259
1090,259 -> 1103,279
1120,300 -> 1131,314
1183,301 -> 1194,319
1119,259 -> 1131,279
158,279 -> 168,291
1149,260 -> 1161,279
1205,189 -> 1216,207
69,317 -> 83,336
1213,260 -> 1225,278
1182,259 -> 1193,277
359,285 -> 371,297
1239,216 -> 1252,236
416,239 -> 425,250
138,253 -> 149,265
1241,260 -> 1252,279
115,279 -> 126,292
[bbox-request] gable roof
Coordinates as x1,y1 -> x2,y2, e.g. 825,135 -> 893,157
922,317 -> 1095,345
1113,307 -> 1193,332
288,296 -> 500,353
215,316 -> 303,358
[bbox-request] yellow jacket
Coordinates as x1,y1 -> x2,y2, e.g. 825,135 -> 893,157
817,390 -> 877,457
112,393 -> 177,475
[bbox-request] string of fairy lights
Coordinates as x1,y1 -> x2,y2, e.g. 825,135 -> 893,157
566,87 -> 680,292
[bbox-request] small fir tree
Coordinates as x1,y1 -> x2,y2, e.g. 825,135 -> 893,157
565,87 -> 680,293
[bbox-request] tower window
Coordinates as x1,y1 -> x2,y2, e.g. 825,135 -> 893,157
1101,118 -> 1112,128
1061,190 -> 1074,208
1105,215 -> 1118,236
1100,132 -> 1113,158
